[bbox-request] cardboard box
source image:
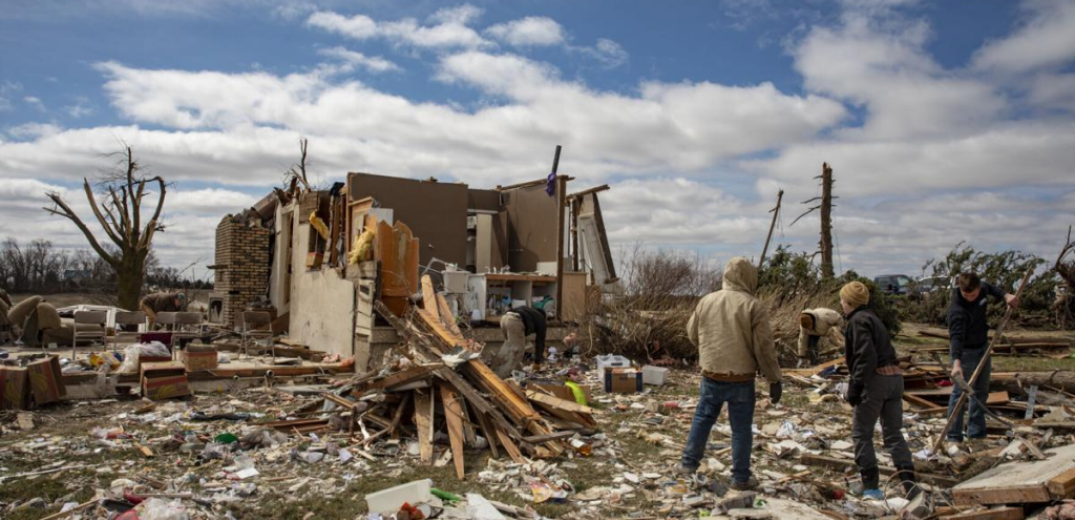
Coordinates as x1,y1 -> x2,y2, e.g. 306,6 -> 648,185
0,366 -> 29,410
604,369 -> 642,394
26,355 -> 65,406
180,346 -> 218,372
138,355 -> 173,372
141,362 -> 190,400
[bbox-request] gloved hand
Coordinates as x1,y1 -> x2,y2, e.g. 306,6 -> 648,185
846,385 -> 863,407
769,381 -> 783,405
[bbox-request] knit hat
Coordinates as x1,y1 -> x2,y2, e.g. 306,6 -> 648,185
840,281 -> 870,308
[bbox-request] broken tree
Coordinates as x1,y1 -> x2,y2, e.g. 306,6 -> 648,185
42,147 -> 167,310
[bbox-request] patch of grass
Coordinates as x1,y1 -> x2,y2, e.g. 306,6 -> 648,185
1,469 -> 96,520
931,353 -> 1075,372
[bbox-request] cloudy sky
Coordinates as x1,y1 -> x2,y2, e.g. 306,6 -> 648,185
2,0 -> 1074,280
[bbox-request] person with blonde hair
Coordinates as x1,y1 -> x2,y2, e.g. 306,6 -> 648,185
841,281 -> 917,499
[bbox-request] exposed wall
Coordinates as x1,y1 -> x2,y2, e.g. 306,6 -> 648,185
268,206 -> 294,316
348,173 -> 469,269
214,216 -> 271,329
503,183 -> 558,272
288,213 -> 357,358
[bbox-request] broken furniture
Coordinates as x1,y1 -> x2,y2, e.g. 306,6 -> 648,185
72,310 -> 107,359
107,310 -> 147,351
241,311 -> 274,359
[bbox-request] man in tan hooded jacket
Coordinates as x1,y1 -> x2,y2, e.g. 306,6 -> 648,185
680,257 -> 782,490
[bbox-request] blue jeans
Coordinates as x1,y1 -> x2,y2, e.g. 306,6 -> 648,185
946,347 -> 992,441
681,378 -> 755,483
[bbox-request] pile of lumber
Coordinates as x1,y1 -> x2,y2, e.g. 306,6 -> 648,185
275,276 -> 595,480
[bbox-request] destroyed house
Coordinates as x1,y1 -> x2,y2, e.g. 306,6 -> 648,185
211,172 -> 618,369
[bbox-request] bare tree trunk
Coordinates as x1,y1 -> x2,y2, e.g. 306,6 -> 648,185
43,147 -> 166,309
820,163 -> 834,280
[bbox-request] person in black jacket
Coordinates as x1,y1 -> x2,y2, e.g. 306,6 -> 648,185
489,306 -> 547,377
841,281 -> 916,500
946,272 -> 1017,445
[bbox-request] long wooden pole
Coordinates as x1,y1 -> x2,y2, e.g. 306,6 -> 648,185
552,145 -> 565,321
820,163 -> 834,279
759,189 -> 784,269
931,268 -> 1034,454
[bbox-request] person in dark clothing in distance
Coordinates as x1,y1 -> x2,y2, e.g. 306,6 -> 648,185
946,272 -> 1018,447
841,281 -> 917,500
490,306 -> 547,377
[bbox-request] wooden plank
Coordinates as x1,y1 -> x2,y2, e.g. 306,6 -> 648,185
413,388 -> 434,465
422,275 -> 440,322
953,486 -> 1051,507
784,357 -> 845,377
521,431 -> 577,443
494,424 -> 526,463
940,507 -> 1024,520
525,389 -> 596,415
364,364 -> 440,391
475,411 -> 500,458
439,383 -> 467,480
1048,467 -> 1075,498
903,393 -> 940,409
389,393 -> 410,441
459,398 -> 477,446
436,293 -> 463,336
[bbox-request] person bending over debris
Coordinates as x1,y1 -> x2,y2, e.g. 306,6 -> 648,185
841,281 -> 917,500
679,257 -> 782,490
797,307 -> 845,366
140,292 -> 188,328
490,306 -> 547,377
946,272 -> 1017,447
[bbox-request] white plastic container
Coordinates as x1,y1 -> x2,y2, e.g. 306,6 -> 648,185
596,354 -> 632,383
642,365 -> 668,386
365,478 -> 433,514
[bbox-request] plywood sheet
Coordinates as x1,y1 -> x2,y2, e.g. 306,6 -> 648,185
953,443 -> 1075,505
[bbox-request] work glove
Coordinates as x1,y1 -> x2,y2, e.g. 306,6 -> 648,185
769,381 -> 783,405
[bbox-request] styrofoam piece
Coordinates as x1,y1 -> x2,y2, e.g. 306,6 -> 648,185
365,478 -> 433,514
642,365 -> 668,386
596,354 -> 631,383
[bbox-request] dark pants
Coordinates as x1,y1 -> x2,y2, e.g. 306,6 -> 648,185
852,374 -> 913,489
681,378 -> 755,483
946,346 -> 991,441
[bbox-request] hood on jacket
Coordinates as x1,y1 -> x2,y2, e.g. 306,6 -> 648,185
722,257 -> 758,295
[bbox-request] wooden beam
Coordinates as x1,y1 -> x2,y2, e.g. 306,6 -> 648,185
903,393 -> 940,410
1048,467 -> 1075,498
364,364 -> 440,391
494,424 -> 526,463
414,388 -> 434,465
436,293 -> 463,336
940,507 -> 1024,520
525,389 -> 596,415
566,184 -> 610,201
422,274 -> 440,322
475,411 -> 500,458
439,382 -> 467,480
555,164 -> 566,321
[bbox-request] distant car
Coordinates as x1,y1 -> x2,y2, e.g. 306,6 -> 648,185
873,274 -> 914,295
913,276 -> 950,295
